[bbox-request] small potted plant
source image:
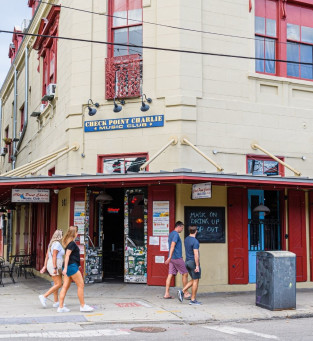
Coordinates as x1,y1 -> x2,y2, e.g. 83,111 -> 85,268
3,137 -> 12,144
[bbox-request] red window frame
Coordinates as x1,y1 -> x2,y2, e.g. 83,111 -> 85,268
33,6 -> 60,97
48,167 -> 55,176
5,126 -> 12,164
255,0 -> 313,81
97,152 -> 148,173
246,154 -> 285,176
20,105 -> 25,132
107,0 -> 143,58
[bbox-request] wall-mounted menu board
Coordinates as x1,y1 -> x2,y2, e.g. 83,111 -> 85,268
184,206 -> 225,243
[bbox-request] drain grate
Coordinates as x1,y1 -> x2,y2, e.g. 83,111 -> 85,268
131,326 -> 166,333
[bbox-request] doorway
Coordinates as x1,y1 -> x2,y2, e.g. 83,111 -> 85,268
99,188 -> 124,281
248,190 -> 281,283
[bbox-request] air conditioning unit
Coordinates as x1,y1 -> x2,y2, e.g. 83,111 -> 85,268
40,104 -> 46,112
0,147 -> 8,156
46,83 -> 56,97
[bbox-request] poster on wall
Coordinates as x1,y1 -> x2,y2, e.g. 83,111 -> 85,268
192,182 -> 212,199
74,201 -> 85,234
152,201 -> 170,236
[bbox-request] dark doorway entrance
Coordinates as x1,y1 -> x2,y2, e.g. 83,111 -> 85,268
100,188 -> 124,281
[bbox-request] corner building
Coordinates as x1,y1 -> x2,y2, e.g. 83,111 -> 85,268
1,0 -> 313,292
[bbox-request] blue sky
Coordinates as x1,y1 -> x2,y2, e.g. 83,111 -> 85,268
0,0 -> 31,87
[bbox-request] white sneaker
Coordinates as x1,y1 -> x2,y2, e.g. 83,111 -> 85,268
57,306 -> 70,313
80,304 -> 94,312
52,302 -> 60,308
39,295 -> 47,308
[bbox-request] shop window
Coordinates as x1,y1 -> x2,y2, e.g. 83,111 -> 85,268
98,153 -> 147,174
247,155 -> 284,176
105,0 -> 143,99
33,6 -> 60,97
255,0 -> 313,81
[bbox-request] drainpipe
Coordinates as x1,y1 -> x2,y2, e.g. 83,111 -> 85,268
15,47 -> 28,160
12,67 -> 18,170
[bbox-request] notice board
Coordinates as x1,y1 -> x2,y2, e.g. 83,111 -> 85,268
184,206 -> 225,243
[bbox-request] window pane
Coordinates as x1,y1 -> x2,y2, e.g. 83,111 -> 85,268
266,19 -> 276,37
255,16 -> 265,35
114,28 -> 128,56
301,26 -> 313,44
128,8 -> 142,25
129,26 -> 142,56
265,38 -> 275,74
113,10 -> 127,27
255,37 -> 264,72
287,42 -> 299,77
264,161 -> 278,175
249,160 -> 264,175
300,44 -> 313,80
287,23 -> 300,41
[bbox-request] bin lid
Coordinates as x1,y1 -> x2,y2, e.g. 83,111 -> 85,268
257,251 -> 296,258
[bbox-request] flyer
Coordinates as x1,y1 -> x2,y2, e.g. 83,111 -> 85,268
153,201 -> 169,236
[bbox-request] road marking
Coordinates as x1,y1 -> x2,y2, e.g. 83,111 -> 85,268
203,326 -> 278,339
135,301 -> 152,308
0,329 -> 129,338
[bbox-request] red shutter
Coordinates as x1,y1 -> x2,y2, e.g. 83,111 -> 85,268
24,206 -> 30,253
288,190 -> 307,282
147,185 -> 175,286
309,191 -> 313,281
16,207 -> 21,254
228,187 -> 248,284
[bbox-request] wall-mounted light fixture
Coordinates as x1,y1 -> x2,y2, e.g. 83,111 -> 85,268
140,94 -> 152,112
87,99 -> 100,116
113,97 -> 125,113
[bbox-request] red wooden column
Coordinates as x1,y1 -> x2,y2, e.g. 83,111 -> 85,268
228,187 -> 248,284
147,185 -> 176,286
309,191 -> 313,281
15,207 -> 21,254
24,206 -> 30,253
288,190 -> 307,282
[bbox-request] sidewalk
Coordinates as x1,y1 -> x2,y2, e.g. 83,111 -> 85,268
1,276 -> 313,325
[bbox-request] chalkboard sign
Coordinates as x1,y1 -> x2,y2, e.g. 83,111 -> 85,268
184,206 -> 225,243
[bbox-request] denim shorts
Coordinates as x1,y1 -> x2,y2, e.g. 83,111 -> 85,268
66,263 -> 79,277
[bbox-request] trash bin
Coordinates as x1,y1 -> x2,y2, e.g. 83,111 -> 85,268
256,251 -> 296,310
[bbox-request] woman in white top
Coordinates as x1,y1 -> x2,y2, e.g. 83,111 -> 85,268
39,229 -> 65,308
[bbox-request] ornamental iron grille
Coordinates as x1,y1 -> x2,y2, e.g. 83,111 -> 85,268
248,218 -> 281,251
105,54 -> 142,99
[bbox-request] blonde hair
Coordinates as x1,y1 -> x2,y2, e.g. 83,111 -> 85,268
48,229 -> 63,253
62,225 -> 78,248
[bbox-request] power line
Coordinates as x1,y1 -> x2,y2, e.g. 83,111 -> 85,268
36,0 -> 301,47
0,29 -> 312,66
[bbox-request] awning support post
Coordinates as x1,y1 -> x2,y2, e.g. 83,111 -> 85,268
181,137 -> 224,172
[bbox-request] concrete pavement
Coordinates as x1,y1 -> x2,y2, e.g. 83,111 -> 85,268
1,275 -> 313,327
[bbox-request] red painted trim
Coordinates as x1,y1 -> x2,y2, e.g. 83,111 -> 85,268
288,189 -> 307,282
228,187 -> 249,284
309,191 -> 313,281
280,191 -> 287,250
147,185 -> 176,286
246,154 -> 285,176
70,189 -> 85,226
249,0 -> 253,12
16,207 -> 21,253
24,206 -> 30,253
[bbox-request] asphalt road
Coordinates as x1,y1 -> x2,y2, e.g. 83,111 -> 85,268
1,317 -> 313,340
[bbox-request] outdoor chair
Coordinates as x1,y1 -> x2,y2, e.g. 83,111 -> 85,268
0,256 -> 16,286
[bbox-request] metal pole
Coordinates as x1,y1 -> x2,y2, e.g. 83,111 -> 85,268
181,137 -> 224,172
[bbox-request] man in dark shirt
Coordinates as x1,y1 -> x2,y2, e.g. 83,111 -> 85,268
177,225 -> 201,305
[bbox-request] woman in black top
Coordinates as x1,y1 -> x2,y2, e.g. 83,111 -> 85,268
57,225 -> 94,313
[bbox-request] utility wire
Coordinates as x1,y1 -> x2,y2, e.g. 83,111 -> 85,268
36,0 -> 302,47
0,29 -> 312,66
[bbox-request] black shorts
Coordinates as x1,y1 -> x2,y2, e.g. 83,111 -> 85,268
185,260 -> 201,280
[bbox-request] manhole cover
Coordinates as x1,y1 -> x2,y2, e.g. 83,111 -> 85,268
131,327 -> 166,333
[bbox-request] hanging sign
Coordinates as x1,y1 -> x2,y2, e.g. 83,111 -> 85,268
192,182 -> 212,199
84,115 -> 164,132
11,189 -> 50,203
